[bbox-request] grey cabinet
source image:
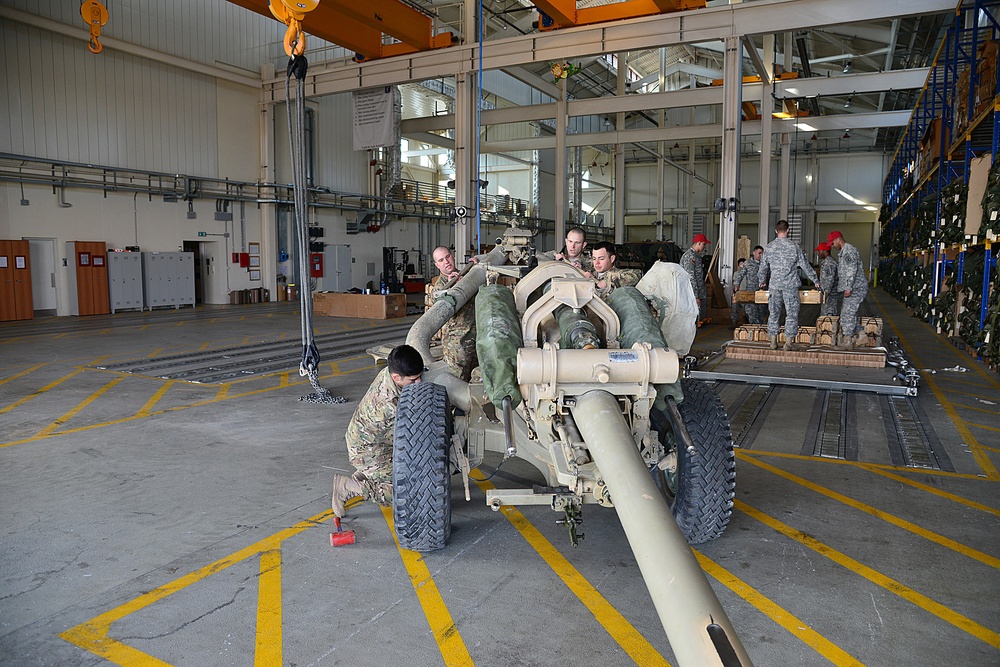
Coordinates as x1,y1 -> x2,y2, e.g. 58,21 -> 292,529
107,252 -> 144,314
142,252 -> 195,310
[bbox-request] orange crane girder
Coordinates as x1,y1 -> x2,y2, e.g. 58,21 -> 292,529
537,0 -> 704,30
227,0 -> 450,62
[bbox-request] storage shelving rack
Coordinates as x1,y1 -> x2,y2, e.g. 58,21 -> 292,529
880,0 -> 999,361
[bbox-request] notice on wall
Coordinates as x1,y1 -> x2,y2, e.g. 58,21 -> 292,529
353,87 -> 394,151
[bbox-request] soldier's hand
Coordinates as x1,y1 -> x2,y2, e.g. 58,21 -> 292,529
844,289 -> 852,298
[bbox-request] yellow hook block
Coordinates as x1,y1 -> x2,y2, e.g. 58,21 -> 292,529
80,0 -> 109,54
268,0 -> 318,57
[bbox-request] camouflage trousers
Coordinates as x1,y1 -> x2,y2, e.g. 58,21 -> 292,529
767,288 -> 801,337
731,301 -> 762,325
820,293 -> 839,317
347,441 -> 394,506
839,288 -> 867,337
442,322 -> 478,382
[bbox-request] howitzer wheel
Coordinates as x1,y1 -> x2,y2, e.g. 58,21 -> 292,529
393,382 -> 452,551
653,379 -> 736,544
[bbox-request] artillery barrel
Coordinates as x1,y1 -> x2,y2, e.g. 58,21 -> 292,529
570,390 -> 753,667
406,247 -> 506,365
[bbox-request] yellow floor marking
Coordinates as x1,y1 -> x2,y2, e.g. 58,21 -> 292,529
139,325 -> 151,331
199,342 -> 210,351
53,332 -> 71,339
216,384 -> 230,400
736,499 -> 1000,648
381,507 -> 474,667
175,321 -> 186,326
0,368 -> 83,415
859,465 -> 1000,518
472,473 -> 671,666
136,381 -> 175,418
740,455 -> 1000,570
952,402 -> 1000,416
98,328 -> 110,335
328,361 -> 342,375
694,552 -> 864,667
969,423 -> 1000,435
255,546 -> 283,666
35,376 -> 126,437
870,291 -> 999,479
737,449 -> 988,481
279,372 -> 289,388
0,363 -> 47,386
147,348 -> 163,359
940,387 -> 998,401
932,374 -> 1000,390
243,337 -> 250,344
60,511 -> 333,664
0,364 -> 369,450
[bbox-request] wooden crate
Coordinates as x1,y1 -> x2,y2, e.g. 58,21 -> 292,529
816,316 -> 840,334
861,316 -> 883,336
734,290 -> 757,304
726,342 -> 886,368
754,289 -> 822,304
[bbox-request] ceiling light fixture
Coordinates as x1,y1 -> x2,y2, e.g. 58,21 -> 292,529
844,94 -> 853,108
843,60 -> 853,73
843,131 -> 851,139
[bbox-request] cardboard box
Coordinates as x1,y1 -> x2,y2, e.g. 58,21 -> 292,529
313,292 -> 407,319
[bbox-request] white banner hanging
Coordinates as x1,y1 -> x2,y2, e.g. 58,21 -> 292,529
353,87 -> 394,151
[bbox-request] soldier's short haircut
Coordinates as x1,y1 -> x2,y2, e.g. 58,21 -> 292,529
753,245 -> 764,252
592,240 -> 616,256
567,227 -> 586,239
388,344 -> 424,377
737,258 -> 746,266
775,220 -> 789,233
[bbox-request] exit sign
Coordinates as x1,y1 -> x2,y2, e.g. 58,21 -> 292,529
198,232 -> 207,237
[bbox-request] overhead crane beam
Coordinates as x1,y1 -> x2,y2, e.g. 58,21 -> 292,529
226,0 -> 453,62
534,0 -> 705,31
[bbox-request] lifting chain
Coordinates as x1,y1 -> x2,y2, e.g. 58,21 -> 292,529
268,0 -> 319,57
80,0 -> 109,54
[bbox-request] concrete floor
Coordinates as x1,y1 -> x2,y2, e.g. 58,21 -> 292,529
1,289 -> 998,666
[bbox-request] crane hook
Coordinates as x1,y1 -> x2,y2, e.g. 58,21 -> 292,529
80,0 -> 109,54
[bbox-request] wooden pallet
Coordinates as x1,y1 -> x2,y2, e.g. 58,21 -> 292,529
726,341 -> 886,368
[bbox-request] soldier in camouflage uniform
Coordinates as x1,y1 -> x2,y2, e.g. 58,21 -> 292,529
828,231 -> 868,347
537,227 -> 593,273
590,241 -> 642,299
431,246 -> 479,381
730,258 -> 747,326
815,242 -> 840,317
680,233 -> 710,319
758,220 -> 819,350
331,344 -> 424,516
742,245 -> 765,324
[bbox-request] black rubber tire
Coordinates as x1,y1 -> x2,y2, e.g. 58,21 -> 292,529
393,382 -> 452,552
652,379 -> 736,544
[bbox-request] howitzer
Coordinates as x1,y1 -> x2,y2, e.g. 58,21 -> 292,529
392,224 -> 750,666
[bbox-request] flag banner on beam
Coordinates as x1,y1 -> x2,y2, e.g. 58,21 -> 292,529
353,87 -> 393,150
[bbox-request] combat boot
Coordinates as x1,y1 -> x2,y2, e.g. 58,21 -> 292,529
853,332 -> 868,348
768,335 -> 778,350
332,474 -> 365,517
783,337 -> 794,351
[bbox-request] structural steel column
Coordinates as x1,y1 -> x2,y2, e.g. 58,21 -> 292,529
718,36 -> 742,295
657,48 -> 666,242
758,34 -> 774,246
614,52 -> 626,245
778,131 -> 790,223
555,78 -> 568,246
454,72 -> 476,258
259,68 -> 277,296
